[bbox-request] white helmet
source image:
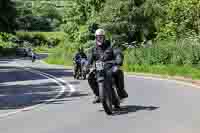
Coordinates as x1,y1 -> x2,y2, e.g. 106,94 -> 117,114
95,29 -> 105,36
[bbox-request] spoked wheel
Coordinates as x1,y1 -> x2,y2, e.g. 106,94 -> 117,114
99,82 -> 114,115
97,71 -> 115,115
79,68 -> 83,80
76,69 -> 81,80
82,70 -> 87,80
102,92 -> 113,115
83,74 -> 86,80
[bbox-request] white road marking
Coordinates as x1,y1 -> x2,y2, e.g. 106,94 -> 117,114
26,68 -> 76,94
0,79 -> 54,86
0,68 -> 76,119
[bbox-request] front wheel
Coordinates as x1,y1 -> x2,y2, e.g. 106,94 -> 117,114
99,82 -> 113,115
102,92 -> 113,115
32,58 -> 35,62
76,68 -> 81,80
83,73 -> 86,80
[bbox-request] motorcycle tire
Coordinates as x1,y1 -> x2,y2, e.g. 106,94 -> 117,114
32,58 -> 35,62
99,81 -> 113,115
83,73 -> 86,80
102,91 -> 113,115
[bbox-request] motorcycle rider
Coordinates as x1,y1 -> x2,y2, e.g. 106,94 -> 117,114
28,48 -> 36,62
73,47 -> 87,78
87,28 -> 128,104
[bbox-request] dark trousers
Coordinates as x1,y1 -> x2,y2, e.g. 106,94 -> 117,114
88,66 -> 128,99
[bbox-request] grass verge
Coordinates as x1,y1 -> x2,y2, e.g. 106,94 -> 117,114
34,45 -> 55,53
44,47 -> 73,66
123,64 -> 200,80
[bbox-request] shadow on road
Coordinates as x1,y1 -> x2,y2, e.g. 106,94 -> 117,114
114,105 -> 159,115
99,105 -> 159,115
0,58 -> 90,110
0,80 -> 89,110
0,55 -> 74,83
0,57 -> 91,111
0,66 -> 73,83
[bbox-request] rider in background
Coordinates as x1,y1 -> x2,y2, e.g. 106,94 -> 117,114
73,47 -> 87,78
31,51 -> 36,62
28,48 -> 36,62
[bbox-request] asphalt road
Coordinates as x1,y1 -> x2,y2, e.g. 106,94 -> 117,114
0,57 -> 200,133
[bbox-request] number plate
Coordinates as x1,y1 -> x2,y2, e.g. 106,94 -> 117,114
96,61 -> 104,71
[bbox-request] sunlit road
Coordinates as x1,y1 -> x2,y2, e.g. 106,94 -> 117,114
0,57 -> 200,133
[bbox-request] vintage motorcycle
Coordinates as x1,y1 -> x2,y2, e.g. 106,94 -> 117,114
74,58 -> 88,80
95,60 -> 121,115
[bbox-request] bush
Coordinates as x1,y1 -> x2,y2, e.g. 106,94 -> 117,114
0,33 -> 17,56
124,38 -> 200,67
45,45 -> 74,66
16,32 -> 65,47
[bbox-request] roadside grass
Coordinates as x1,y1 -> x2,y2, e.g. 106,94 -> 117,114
123,64 -> 200,80
44,47 -> 74,66
34,45 -> 54,53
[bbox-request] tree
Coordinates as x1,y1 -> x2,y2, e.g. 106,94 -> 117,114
0,0 -> 17,32
98,0 -> 164,44
15,0 -> 63,31
166,0 -> 200,36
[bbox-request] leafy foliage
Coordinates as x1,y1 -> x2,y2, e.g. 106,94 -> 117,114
15,0 -> 62,31
0,33 -> 17,56
16,32 -> 65,47
0,0 -> 16,32
124,38 -> 200,66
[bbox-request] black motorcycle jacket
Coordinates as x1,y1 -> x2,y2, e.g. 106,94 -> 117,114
87,40 -> 124,67
74,52 -> 87,62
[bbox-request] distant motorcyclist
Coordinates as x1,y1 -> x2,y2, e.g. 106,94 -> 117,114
31,51 -> 36,62
87,28 -> 128,104
28,48 -> 36,62
73,47 -> 87,78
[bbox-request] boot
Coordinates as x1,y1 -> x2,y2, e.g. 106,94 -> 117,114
118,88 -> 128,100
92,96 -> 100,104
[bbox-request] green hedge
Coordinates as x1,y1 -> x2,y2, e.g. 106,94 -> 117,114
124,39 -> 200,67
16,32 -> 65,47
0,33 -> 17,56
